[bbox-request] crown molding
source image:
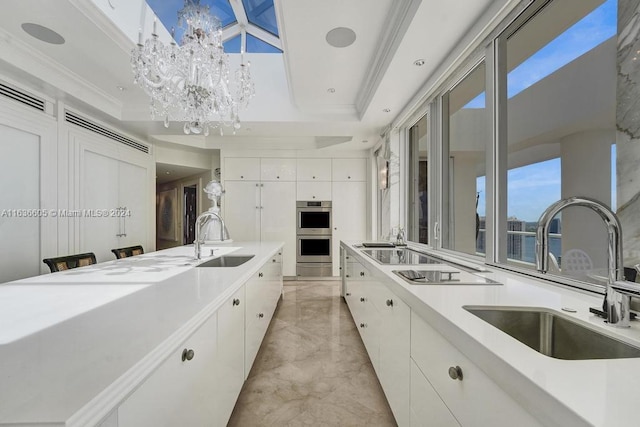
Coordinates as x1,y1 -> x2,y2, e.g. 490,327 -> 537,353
0,26 -> 122,119
354,0 -> 422,119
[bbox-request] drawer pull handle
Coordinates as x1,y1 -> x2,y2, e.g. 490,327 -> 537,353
259,272 -> 264,278
346,292 -> 351,296
386,299 -> 393,307
448,366 -> 463,381
359,323 -> 366,328
182,348 -> 195,362
258,313 -> 264,318
233,298 -> 240,306
359,271 -> 365,277
360,297 -> 365,302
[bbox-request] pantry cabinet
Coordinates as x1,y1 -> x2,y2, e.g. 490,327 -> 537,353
224,180 -> 295,276
296,158 -> 331,181
332,158 -> 367,181
75,131 -> 151,263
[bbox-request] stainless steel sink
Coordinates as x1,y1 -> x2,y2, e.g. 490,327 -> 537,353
196,255 -> 254,267
464,306 -> 640,360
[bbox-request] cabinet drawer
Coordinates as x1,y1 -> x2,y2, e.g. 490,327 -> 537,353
296,181 -> 331,201
410,358 -> 460,427
410,312 -> 541,426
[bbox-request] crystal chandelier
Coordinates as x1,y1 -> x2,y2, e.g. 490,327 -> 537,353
131,0 -> 255,136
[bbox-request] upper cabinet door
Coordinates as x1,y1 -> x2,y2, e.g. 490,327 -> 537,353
296,158 -> 331,181
260,158 -> 297,181
332,158 -> 367,181
225,157 -> 260,181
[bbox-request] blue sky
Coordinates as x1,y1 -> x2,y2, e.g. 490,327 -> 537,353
473,0 -> 617,221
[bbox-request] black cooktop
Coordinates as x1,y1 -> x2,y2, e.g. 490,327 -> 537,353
362,248 -> 442,265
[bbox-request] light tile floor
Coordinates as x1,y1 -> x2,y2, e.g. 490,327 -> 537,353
228,281 -> 397,426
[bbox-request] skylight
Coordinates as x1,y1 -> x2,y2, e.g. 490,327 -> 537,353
146,0 -> 281,53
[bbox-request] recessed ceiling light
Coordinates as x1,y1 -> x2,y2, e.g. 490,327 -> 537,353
326,27 -> 356,48
383,108 -> 391,113
21,23 -> 65,45
327,88 -> 336,93
414,59 -> 425,66
116,86 -> 126,91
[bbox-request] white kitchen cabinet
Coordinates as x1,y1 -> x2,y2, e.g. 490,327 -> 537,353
296,181 -> 332,201
223,181 -> 295,276
410,359 -> 460,427
296,158 -> 332,181
410,312 -> 541,427
78,141 -> 150,263
332,158 -> 367,181
375,285 -> 410,427
332,181 -> 366,275
224,157 -> 260,180
344,256 -> 381,372
214,286 -> 245,426
118,313 -> 218,426
223,181 -> 261,241
244,255 -> 282,378
261,158 -> 296,181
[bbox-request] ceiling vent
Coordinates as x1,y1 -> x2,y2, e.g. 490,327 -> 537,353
0,82 -> 45,112
65,111 -> 150,154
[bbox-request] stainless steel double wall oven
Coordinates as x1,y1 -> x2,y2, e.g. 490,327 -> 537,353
296,201 -> 332,277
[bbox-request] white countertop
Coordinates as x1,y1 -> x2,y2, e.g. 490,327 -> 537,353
342,242 -> 640,427
0,242 -> 282,426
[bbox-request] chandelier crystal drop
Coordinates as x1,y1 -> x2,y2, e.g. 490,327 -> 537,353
131,0 -> 255,136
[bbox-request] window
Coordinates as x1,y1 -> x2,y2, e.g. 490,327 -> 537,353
500,0 -> 617,282
442,61 -> 487,257
407,114 -> 429,244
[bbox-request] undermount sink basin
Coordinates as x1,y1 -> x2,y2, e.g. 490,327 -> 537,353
196,255 -> 254,268
464,306 -> 640,360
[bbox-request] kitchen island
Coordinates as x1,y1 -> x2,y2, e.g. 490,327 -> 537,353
0,242 -> 283,426
341,241 -> 640,427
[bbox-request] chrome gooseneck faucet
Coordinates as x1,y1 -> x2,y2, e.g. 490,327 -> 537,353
535,196 -> 634,327
194,211 -> 227,260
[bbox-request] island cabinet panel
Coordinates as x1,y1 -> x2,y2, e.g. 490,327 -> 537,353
410,312 -> 542,427
375,284 -> 410,427
296,158 -> 331,181
214,286 -> 245,426
117,313 -> 218,427
410,359 -> 460,427
244,256 -> 282,378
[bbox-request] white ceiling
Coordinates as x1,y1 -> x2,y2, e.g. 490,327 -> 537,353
0,0 -> 501,151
